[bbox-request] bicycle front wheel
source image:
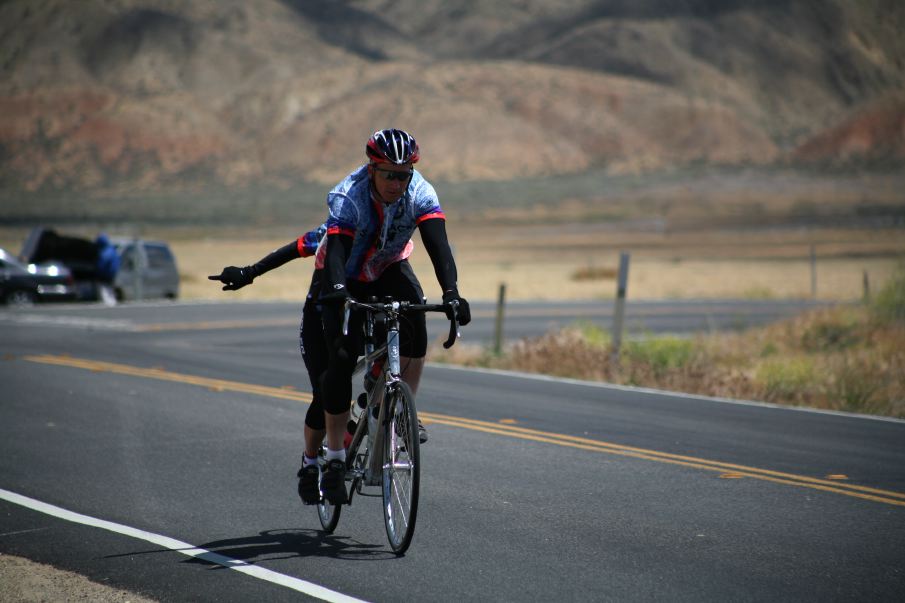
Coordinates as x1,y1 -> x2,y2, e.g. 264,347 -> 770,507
382,382 -> 420,554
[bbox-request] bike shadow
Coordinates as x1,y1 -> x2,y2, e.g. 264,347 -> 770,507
104,528 -> 394,566
189,528 -> 392,564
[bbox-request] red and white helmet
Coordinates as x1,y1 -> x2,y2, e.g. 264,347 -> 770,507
366,128 -> 419,165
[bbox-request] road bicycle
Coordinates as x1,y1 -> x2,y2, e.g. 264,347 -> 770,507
315,296 -> 460,554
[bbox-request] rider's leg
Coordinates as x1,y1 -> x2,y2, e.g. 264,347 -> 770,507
320,300 -> 361,456
319,328 -> 356,504
300,285 -> 329,460
401,356 -> 425,397
377,261 -> 430,443
374,261 -> 428,397
299,394 -> 327,503
304,425 -> 325,458
298,422 -> 324,504
325,410 -> 351,452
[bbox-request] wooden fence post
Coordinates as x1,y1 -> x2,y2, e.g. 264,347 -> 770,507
494,283 -> 506,355
810,244 -> 817,299
610,252 -> 630,367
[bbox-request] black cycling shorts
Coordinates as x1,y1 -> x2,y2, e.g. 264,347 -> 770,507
320,260 -> 426,415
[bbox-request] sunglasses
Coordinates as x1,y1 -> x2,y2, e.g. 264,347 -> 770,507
373,167 -> 414,182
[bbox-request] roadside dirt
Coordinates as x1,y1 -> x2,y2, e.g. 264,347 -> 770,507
0,553 -> 157,602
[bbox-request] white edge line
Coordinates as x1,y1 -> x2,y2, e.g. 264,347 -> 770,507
426,362 -> 905,425
0,488 -> 368,603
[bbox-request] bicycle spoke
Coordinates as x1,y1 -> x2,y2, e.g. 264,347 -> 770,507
390,480 -> 410,529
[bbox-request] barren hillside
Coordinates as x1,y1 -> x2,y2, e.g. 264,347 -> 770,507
0,0 -> 903,197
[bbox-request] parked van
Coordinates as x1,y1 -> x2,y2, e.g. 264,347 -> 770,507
112,239 -> 180,301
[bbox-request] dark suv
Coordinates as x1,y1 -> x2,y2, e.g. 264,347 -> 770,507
0,247 -> 77,306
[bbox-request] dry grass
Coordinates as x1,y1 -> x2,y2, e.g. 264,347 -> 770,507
176,236 -> 903,303
422,222 -> 905,301
430,268 -> 905,418
167,223 -> 905,302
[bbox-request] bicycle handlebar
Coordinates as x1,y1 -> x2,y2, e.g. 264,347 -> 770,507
342,298 -> 460,349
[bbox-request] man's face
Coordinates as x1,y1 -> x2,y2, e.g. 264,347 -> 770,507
369,163 -> 413,204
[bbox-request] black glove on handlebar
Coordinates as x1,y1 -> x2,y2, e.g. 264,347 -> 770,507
320,283 -> 352,305
208,266 -> 255,291
442,290 -> 471,326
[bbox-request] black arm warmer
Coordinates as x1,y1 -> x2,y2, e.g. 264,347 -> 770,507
322,233 -> 354,296
418,218 -> 458,294
247,240 -> 300,278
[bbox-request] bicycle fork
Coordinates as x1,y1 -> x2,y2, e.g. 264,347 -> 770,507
364,312 -> 403,486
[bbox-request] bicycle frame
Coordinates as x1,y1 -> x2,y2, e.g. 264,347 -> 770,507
316,296 -> 459,552
342,298 -> 459,490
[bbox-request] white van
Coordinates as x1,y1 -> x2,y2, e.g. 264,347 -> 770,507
113,240 -> 180,301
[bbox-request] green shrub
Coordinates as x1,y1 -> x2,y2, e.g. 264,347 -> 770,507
576,321 -> 611,349
756,356 -> 816,402
624,336 -> 695,377
760,341 -> 779,357
831,355 -> 881,414
871,263 -> 905,323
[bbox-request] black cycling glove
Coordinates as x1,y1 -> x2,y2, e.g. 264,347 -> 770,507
442,289 -> 471,326
208,266 -> 255,291
320,282 -> 352,305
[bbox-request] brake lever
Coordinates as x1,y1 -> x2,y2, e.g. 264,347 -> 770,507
342,299 -> 352,336
443,300 -> 460,349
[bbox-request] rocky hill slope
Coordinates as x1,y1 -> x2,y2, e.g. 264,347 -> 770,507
1,0 -> 903,194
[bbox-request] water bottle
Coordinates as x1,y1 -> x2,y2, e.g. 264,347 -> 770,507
351,392 -> 368,421
363,359 -> 383,392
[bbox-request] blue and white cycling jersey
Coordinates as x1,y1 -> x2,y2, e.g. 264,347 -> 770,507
317,164 -> 444,282
297,223 -> 326,258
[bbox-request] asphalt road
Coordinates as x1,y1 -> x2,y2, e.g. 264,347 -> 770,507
1,300 -> 903,602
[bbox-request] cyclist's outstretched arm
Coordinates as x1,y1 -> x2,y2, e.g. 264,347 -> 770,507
208,224 -> 326,291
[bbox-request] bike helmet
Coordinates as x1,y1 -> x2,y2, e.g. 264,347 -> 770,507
366,128 -> 419,165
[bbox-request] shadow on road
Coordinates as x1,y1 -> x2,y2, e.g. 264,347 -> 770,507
104,528 -> 394,565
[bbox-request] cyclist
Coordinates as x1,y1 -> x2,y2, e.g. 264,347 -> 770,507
210,227 -> 419,504
314,128 -> 470,505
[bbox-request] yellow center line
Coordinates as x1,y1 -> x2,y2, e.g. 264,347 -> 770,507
23,354 -> 905,508
24,354 -> 312,403
421,416 -> 905,506
420,412 -> 905,501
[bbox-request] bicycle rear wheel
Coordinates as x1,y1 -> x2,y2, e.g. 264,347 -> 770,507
382,382 -> 420,554
316,451 -> 341,533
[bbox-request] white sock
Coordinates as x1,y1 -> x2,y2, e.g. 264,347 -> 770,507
325,448 -> 346,462
303,454 -> 318,468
